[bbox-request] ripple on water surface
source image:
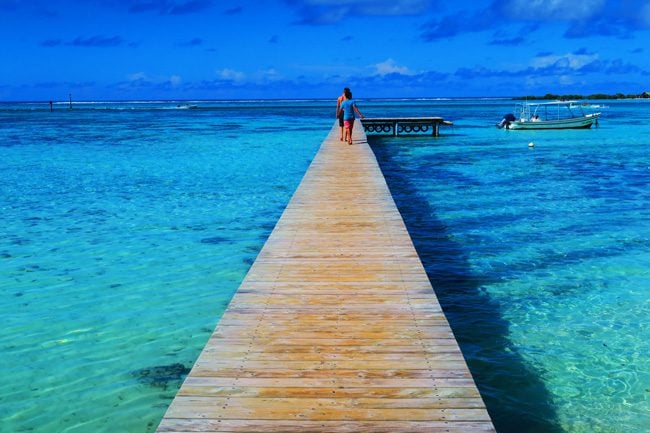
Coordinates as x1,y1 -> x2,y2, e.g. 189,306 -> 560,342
370,99 -> 650,433
0,103 -> 327,433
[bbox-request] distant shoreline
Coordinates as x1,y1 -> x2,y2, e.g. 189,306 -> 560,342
513,92 -> 650,101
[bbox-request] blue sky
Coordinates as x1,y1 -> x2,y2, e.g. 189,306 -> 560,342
1,0 -> 649,101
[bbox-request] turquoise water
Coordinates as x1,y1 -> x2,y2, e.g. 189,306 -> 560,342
1,99 -> 649,433
368,99 -> 650,433
0,101 -> 327,432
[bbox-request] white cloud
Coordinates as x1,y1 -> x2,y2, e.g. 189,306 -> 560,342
169,75 -> 182,86
291,0 -> 431,23
532,52 -> 598,69
250,68 -> 284,83
126,72 -> 182,87
261,68 -> 282,81
504,0 -> 605,21
558,74 -> 578,85
217,68 -> 245,82
128,72 -> 147,81
355,0 -> 430,15
374,58 -> 411,76
216,68 -> 284,84
299,0 -> 430,15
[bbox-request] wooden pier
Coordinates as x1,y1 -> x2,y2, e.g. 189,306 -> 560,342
362,117 -> 453,137
156,122 -> 495,433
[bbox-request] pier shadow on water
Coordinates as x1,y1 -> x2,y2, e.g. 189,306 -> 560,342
370,139 -> 564,433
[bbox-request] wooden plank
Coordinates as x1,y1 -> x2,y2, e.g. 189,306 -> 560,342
177,386 -> 481,399
178,376 -> 481,388
164,400 -> 492,422
158,419 -> 496,433
170,396 -> 489,410
155,121 -> 495,432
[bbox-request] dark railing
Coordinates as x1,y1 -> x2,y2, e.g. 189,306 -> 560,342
361,117 -> 453,137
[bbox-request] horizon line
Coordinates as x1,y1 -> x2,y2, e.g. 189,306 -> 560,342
2,96 -> 517,104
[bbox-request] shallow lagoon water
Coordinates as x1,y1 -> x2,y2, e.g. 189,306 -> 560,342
368,99 -> 650,433
0,101 -> 328,432
1,99 -> 649,432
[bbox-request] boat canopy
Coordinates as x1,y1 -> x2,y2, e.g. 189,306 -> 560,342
514,100 -> 588,121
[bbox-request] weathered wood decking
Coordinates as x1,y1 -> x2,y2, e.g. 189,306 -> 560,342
156,123 -> 496,433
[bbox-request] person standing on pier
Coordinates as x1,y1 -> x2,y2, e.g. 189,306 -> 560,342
340,88 -> 363,145
336,87 -> 349,141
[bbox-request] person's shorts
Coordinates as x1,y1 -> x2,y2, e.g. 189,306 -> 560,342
338,111 -> 344,127
344,119 -> 354,129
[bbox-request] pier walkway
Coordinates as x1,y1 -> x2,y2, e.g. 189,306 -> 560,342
156,123 -> 496,433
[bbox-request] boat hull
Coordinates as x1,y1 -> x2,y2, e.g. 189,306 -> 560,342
507,113 -> 600,130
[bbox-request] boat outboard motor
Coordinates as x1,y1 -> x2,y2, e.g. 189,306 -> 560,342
497,113 -> 516,129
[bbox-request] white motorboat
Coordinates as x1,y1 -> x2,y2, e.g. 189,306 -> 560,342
497,101 -> 600,130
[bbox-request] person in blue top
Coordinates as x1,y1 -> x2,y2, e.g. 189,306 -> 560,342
340,88 -> 364,145
336,87 -> 349,141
